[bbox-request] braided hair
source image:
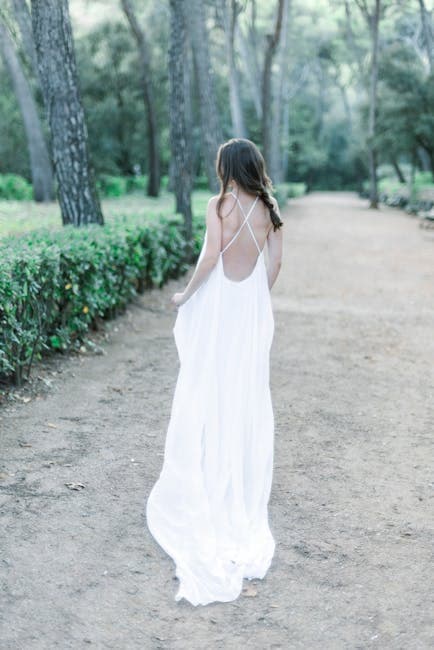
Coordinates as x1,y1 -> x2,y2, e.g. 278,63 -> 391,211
215,138 -> 283,231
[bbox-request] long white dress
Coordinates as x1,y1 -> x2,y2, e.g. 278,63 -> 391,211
146,193 -> 275,606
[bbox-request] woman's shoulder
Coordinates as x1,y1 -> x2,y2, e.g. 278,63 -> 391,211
207,192 -> 233,205
207,193 -> 233,219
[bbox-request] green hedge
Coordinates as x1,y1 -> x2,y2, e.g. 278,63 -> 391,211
96,174 -> 151,197
96,174 -> 128,197
0,174 -> 33,200
0,213 -> 205,385
274,182 -> 307,205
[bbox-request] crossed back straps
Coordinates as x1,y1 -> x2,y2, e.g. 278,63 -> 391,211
221,192 -> 261,254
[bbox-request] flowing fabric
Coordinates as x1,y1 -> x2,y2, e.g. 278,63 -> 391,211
146,195 -> 275,606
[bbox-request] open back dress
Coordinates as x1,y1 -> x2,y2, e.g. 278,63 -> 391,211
146,192 -> 275,606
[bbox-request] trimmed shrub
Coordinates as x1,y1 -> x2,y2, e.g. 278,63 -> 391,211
96,175 -> 128,197
0,213 -> 205,385
274,182 -> 306,205
125,175 -> 148,193
194,176 -> 210,190
0,174 -> 33,200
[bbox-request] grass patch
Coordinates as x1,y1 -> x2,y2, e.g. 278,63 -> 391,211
0,190 -> 212,237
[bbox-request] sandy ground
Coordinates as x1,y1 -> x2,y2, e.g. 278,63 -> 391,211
1,192 -> 433,650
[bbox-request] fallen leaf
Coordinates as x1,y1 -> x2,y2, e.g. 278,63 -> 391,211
65,482 -> 85,491
19,441 -> 32,448
47,422 -> 57,429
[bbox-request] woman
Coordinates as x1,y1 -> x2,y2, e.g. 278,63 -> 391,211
146,138 -> 283,606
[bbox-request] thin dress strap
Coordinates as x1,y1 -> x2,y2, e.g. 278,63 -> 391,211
221,192 -> 261,254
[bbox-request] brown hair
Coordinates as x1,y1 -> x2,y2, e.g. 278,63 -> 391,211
215,138 -> 283,231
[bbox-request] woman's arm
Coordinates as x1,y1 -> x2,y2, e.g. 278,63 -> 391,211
171,197 -> 222,306
266,198 -> 283,290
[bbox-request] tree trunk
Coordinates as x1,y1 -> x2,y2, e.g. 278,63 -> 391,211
344,0 -> 366,81
169,0 -> 193,246
30,0 -> 103,226
121,0 -> 160,197
280,65 -> 308,181
269,0 -> 290,183
355,0 -> 381,208
417,145 -> 431,172
188,0 -> 222,192
219,0 -> 246,138
11,0 -> 39,79
427,148 -> 434,179
167,38 -> 193,195
237,24 -> 262,120
367,0 -> 380,209
0,19 -> 54,202
391,158 -> 405,184
418,0 -> 433,74
261,0 -> 286,178
416,137 -> 434,180
333,64 -> 353,130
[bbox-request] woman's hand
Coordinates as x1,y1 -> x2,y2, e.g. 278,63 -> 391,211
171,292 -> 187,307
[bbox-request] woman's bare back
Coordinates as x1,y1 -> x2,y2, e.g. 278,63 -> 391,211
219,192 -> 272,282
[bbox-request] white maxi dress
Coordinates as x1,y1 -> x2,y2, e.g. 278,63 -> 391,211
146,193 -> 275,606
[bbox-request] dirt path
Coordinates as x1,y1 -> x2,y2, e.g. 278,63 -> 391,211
1,192 -> 433,649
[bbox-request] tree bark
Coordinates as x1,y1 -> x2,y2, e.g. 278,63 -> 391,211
169,0 -> 193,245
188,0 -> 222,192
261,0 -> 286,179
121,0 -> 160,197
30,0 -> 103,226
0,19 -> 54,202
418,0 -> 433,74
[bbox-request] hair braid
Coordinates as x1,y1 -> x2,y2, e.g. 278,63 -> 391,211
259,186 -> 283,231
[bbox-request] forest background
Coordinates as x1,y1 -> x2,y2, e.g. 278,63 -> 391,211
0,0 -> 433,384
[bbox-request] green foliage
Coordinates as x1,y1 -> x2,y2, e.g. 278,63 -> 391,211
126,175 -> 148,192
273,183 -> 307,205
377,44 -> 434,174
96,174 -> 150,197
377,171 -> 434,197
0,174 -> 33,200
97,174 -> 128,197
1,1 -> 432,196
0,214 -> 205,385
193,176 -> 210,190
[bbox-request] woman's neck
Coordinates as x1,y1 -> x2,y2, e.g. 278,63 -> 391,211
230,185 -> 256,199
